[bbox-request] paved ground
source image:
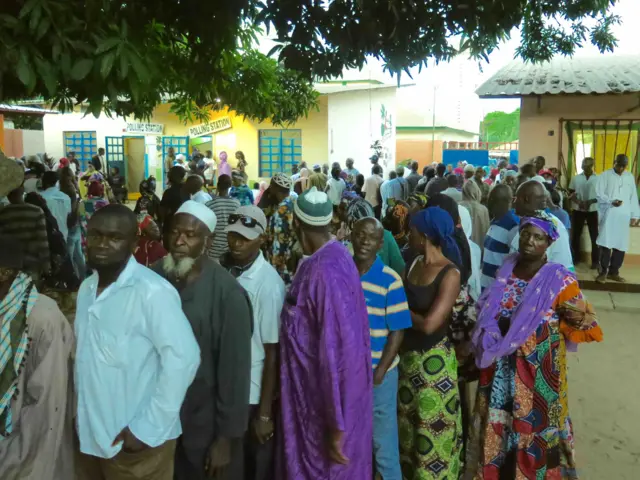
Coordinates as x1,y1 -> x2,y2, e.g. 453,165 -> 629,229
567,299 -> 640,479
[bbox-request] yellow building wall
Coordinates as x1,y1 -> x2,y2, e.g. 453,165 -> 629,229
151,96 -> 328,182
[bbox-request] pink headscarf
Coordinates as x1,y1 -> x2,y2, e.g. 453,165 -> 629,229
218,151 -> 231,177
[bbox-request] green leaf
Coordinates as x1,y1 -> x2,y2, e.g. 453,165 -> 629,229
34,56 -> 57,95
28,5 -> 42,33
119,53 -> 129,80
100,51 -> 116,78
17,54 -> 35,89
70,59 -> 93,81
52,41 -> 61,61
19,0 -> 40,19
35,15 -> 50,41
96,37 -> 120,54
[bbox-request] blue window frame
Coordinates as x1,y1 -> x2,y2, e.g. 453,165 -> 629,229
259,129 -> 302,177
63,131 -> 97,170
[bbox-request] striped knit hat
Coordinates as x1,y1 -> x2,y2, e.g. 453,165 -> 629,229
294,187 -> 333,226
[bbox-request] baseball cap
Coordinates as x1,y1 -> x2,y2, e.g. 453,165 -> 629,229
225,205 -> 267,240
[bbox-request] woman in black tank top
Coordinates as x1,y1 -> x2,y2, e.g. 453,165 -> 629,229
397,207 -> 463,479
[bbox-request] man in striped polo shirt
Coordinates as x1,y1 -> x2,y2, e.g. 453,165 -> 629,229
352,217 -> 411,480
205,174 -> 240,262
481,184 -> 520,291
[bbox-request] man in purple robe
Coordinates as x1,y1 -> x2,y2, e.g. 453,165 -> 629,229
279,187 -> 372,480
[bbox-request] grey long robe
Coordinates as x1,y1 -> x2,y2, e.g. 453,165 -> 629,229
153,258 -> 253,480
0,295 -> 75,480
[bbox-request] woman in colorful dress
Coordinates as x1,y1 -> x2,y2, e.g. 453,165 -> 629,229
398,207 -> 464,479
466,212 -> 603,479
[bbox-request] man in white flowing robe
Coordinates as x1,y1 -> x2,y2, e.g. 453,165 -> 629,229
595,154 -> 640,283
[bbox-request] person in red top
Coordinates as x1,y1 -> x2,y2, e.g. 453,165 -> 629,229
134,214 -> 168,266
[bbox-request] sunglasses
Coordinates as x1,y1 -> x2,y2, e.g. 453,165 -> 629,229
228,214 -> 264,233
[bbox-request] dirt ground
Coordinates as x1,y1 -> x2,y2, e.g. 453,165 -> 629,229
567,309 -> 640,479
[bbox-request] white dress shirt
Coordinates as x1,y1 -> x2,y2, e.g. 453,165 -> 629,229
569,173 -> 598,212
191,190 -> 213,204
234,252 -> 285,405
75,257 -> 200,458
40,186 -> 72,241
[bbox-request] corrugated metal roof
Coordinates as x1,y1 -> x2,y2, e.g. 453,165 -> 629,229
0,104 -> 58,115
476,55 -> 640,98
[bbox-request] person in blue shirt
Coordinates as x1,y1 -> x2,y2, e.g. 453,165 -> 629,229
229,170 -> 255,206
352,217 -> 412,480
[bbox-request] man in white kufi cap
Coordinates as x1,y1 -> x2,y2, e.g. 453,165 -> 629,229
152,200 -> 254,480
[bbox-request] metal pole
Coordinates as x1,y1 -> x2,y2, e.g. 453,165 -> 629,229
431,84 -> 436,163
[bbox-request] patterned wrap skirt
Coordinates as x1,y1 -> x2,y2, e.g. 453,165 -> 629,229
398,337 -> 463,479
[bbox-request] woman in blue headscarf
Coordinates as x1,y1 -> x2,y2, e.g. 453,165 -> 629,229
397,207 -> 463,479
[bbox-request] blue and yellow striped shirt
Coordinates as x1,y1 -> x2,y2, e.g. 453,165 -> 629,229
360,258 -> 412,370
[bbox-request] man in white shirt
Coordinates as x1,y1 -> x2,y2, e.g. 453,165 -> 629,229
595,154 -> 640,283
362,164 -> 384,218
221,205 -> 285,480
568,156 -> 599,268
185,174 -> 212,204
442,174 -> 463,202
75,204 -> 200,479
510,181 -> 574,271
203,150 -> 217,187
40,171 -> 72,241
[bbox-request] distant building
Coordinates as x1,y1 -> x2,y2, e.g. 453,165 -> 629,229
476,55 -> 640,178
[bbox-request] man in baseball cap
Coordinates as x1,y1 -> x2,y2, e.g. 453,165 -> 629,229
221,205 -> 285,478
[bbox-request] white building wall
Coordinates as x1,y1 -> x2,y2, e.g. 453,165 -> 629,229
21,129 -> 46,153
327,87 -> 397,176
43,112 -> 127,159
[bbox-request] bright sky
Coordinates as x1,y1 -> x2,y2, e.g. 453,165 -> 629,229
338,0 -> 640,120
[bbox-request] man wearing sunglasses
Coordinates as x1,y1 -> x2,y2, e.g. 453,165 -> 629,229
221,205 -> 286,480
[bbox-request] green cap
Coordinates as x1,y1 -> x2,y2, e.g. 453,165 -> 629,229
293,187 -> 333,226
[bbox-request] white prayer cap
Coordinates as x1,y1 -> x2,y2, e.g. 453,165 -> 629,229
464,164 -> 475,173
176,200 -> 217,233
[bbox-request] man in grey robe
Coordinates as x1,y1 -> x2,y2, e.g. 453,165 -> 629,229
153,200 -> 253,480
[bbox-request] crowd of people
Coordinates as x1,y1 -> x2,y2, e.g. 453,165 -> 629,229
5,143 -> 637,480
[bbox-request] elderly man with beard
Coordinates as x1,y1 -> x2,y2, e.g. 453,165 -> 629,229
153,200 -> 254,480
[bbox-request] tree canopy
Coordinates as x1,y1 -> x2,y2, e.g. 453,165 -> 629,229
481,109 -> 520,143
0,0 -> 620,124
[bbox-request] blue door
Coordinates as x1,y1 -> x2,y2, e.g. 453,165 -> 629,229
105,136 -> 125,178
161,136 -> 190,186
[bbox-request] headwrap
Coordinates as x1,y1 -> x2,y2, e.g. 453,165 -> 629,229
453,167 -> 464,176
176,200 -> 217,233
407,193 -> 428,210
294,186 -> 333,226
0,271 -> 37,436
272,173 -> 292,190
410,207 -> 462,267
341,189 -> 359,203
346,198 -> 375,225
520,212 -> 560,243
426,194 -> 471,283
87,181 -> 105,198
59,157 -> 70,168
462,179 -> 481,203
387,202 -> 410,241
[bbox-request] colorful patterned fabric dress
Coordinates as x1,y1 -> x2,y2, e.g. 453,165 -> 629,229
467,273 -> 589,479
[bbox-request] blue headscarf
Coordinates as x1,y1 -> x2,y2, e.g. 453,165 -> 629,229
410,207 -> 462,267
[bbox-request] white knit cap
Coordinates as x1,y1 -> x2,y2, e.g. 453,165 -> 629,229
175,200 -> 217,233
464,164 -> 475,173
